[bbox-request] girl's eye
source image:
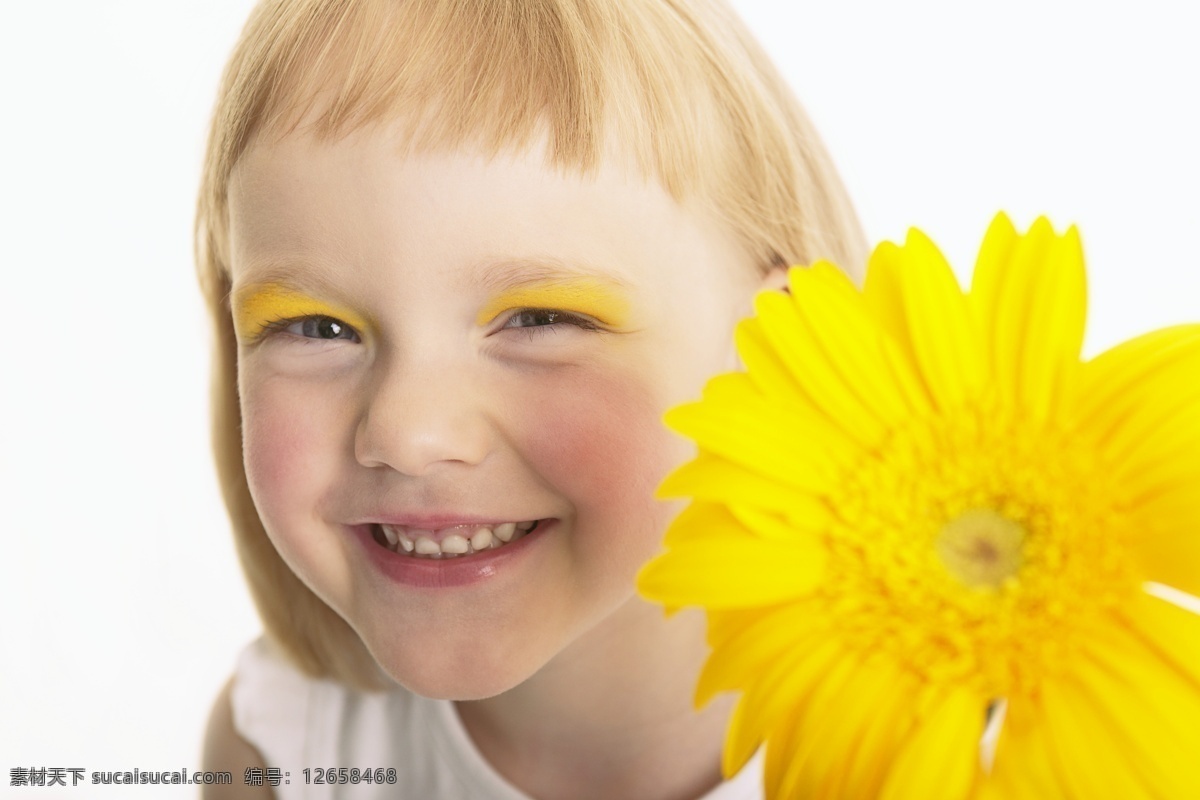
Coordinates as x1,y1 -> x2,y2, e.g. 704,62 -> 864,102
501,309 -> 599,338
263,315 -> 360,343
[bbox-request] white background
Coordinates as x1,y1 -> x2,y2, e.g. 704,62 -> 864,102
2,1 -> 1197,797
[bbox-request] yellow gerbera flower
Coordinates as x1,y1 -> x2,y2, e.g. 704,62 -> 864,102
638,214 -> 1200,799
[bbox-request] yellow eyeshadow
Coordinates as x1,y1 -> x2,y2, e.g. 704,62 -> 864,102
231,283 -> 368,342
475,279 -> 632,327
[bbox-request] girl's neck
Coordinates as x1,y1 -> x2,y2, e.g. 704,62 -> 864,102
454,599 -> 735,800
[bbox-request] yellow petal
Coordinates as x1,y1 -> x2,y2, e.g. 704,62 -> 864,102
879,685 -> 983,800
721,693 -> 762,780
664,380 -> 852,495
694,603 -> 824,707
863,240 -> 919,370
726,502 -> 824,544
1041,627 -> 1200,798
1127,482 -> 1200,597
826,664 -> 924,800
968,212 -> 1020,329
1078,324 -> 1200,434
1122,423 -> 1200,509
788,262 -> 934,426
1122,591 -> 1200,691
1040,678 -> 1158,798
788,656 -> 919,800
755,288 -> 887,447
1016,222 -> 1086,420
761,700 -> 806,799
659,502 -> 744,548
656,453 -> 831,529
704,606 -> 775,649
978,217 -> 1086,423
896,228 -> 987,412
722,636 -> 844,777
636,533 -> 825,609
1076,325 -> 1200,595
657,499 -> 824,551
1077,324 -> 1200,485
735,315 -> 810,407
769,645 -> 864,800
981,696 -> 1070,800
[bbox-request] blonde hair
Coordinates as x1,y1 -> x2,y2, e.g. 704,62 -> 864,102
196,0 -> 867,689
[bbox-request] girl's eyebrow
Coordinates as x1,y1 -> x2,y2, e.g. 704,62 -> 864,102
471,256 -> 633,293
229,263 -> 346,304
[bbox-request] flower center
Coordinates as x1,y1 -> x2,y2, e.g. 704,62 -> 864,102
816,401 -> 1142,696
935,509 -> 1026,588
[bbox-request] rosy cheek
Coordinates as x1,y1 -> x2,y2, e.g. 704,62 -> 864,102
240,378 -> 327,532
244,408 -> 301,506
516,365 -> 686,547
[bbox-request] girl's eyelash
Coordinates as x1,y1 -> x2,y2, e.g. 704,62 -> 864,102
502,308 -> 601,340
257,315 -> 360,344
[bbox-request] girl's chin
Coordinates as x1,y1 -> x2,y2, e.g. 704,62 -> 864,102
365,640 -> 543,701
398,671 -> 525,700
387,667 -> 533,702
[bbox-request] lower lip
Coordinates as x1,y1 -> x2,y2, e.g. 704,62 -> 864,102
349,520 -> 553,589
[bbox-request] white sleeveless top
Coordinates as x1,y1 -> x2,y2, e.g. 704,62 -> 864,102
232,637 -> 765,799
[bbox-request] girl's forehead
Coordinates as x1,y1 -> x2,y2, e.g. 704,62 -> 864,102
230,126 -> 700,248
226,127 -> 754,296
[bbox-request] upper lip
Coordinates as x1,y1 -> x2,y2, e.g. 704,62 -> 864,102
355,512 -> 545,529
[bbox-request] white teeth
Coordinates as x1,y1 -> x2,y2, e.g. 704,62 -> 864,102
377,520 -> 541,558
470,527 -> 494,551
440,534 -> 469,555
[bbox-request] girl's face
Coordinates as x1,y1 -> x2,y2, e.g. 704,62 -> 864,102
228,127 -> 772,698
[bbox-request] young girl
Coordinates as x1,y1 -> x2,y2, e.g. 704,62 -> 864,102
196,1 -> 865,797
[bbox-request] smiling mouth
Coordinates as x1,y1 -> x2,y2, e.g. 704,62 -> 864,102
370,520 -> 542,559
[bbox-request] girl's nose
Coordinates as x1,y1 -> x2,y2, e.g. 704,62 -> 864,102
353,359 -> 492,476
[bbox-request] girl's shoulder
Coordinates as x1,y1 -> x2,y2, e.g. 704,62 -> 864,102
201,674 -> 275,800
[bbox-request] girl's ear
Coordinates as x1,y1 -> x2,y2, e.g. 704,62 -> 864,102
760,263 -> 791,294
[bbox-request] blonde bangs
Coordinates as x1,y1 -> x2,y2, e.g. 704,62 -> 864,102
200,0 -> 864,281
